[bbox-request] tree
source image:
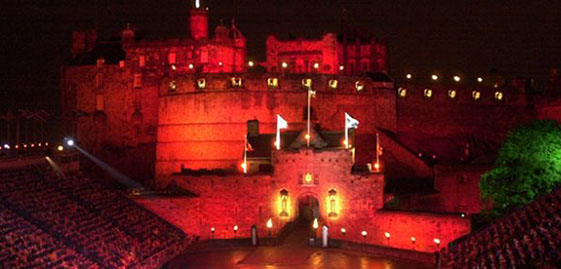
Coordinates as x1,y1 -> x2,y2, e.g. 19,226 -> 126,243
480,120 -> 561,215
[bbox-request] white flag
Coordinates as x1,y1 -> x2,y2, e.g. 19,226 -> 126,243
308,89 -> 316,98
277,114 -> 288,129
345,113 -> 359,129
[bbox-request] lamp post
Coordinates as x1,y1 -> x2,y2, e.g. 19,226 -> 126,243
341,228 -> 346,236
234,225 -> 238,238
211,227 -> 215,239
411,236 -> 416,249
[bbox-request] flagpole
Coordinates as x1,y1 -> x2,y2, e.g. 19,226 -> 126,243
307,89 -> 311,147
243,135 -> 247,174
376,132 -> 379,166
345,114 -> 348,149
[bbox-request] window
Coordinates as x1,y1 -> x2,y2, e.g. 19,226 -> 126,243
138,55 -> 145,67
95,94 -> 104,111
196,78 -> 206,89
328,79 -> 338,89
96,58 -> 105,67
119,60 -> 126,68
472,91 -> 481,100
448,90 -> 456,99
133,73 -> 142,88
424,88 -> 432,98
168,52 -> 176,64
95,73 -> 103,89
267,77 -> 279,88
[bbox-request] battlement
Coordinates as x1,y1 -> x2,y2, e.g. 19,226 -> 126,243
160,73 -> 394,96
396,82 -> 529,106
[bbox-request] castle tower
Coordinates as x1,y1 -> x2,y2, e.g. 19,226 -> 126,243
190,0 -> 209,40
121,24 -> 135,48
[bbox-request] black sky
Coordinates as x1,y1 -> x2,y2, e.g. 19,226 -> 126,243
1,0 -> 560,114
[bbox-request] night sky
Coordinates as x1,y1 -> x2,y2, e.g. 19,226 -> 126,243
1,0 -> 560,114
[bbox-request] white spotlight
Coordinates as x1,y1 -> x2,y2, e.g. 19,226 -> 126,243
66,139 -> 74,147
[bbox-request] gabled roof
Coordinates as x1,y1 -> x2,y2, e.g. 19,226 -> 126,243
247,129 -> 346,159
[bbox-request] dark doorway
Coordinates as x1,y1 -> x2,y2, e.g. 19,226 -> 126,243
297,194 -> 319,224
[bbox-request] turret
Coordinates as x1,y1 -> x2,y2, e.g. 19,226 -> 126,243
190,0 -> 208,40
121,24 -> 135,47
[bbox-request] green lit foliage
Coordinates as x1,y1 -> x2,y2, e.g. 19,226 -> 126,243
480,120 -> 561,215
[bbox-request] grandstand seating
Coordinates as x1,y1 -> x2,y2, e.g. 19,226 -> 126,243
441,188 -> 561,268
0,164 -> 188,268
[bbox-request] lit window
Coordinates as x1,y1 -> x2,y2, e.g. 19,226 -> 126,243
355,81 -> 364,91
168,52 -> 176,64
138,55 -> 145,67
472,91 -> 481,100
133,73 -> 142,88
328,79 -> 338,89
197,78 -> 206,89
231,77 -> 243,87
448,90 -> 456,99
267,77 -> 278,88
95,94 -> 104,111
119,60 -> 126,68
302,78 -> 312,89
424,88 -> 432,98
398,88 -> 407,98
495,91 -> 503,101
96,58 -> 105,67
169,80 -> 177,91
303,173 -> 313,184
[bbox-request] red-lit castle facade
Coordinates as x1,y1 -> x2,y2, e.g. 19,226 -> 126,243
61,2 -> 545,253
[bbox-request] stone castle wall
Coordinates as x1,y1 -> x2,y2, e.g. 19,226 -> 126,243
155,74 -> 396,180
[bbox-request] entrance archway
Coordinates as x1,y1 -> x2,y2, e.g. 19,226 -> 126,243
297,194 -> 320,224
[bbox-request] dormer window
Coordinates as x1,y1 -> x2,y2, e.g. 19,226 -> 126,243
328,79 -> 338,89
302,78 -> 312,89
355,81 -> 364,91
231,77 -> 243,87
197,78 -> 206,89
267,77 -> 279,88
96,58 -> 105,67
424,88 -> 432,98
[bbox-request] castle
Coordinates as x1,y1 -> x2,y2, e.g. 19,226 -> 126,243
60,1 -> 556,253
